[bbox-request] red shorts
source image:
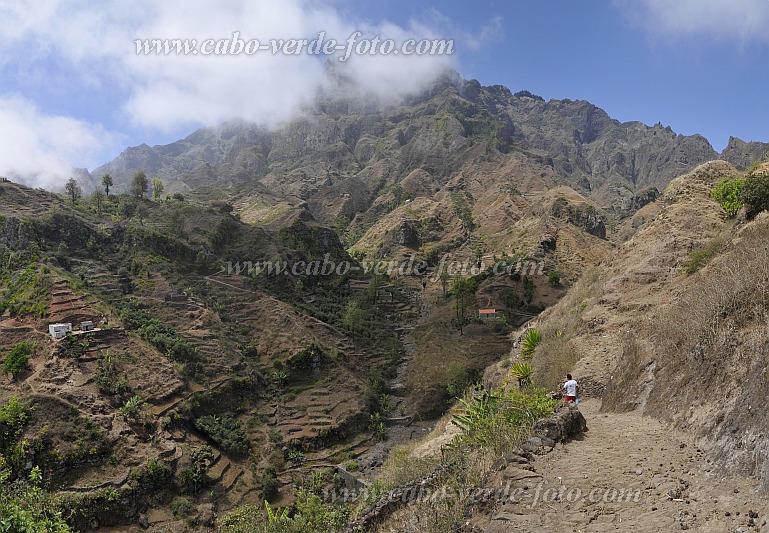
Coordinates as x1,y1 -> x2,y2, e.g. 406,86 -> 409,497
564,395 -> 577,403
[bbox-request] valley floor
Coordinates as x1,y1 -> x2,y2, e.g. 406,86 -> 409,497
473,399 -> 768,533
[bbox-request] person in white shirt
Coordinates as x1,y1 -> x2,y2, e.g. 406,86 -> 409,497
562,374 -> 579,404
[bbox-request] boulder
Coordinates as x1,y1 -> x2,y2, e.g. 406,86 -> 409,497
533,403 -> 588,443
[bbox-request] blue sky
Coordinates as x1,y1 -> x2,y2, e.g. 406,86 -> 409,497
1,0 -> 768,188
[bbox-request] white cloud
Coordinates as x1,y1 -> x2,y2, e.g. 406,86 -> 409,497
617,0 -> 769,43
0,96 -> 112,189
0,0 -> 469,184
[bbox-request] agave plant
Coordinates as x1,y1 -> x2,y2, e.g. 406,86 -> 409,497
271,370 -> 289,388
520,328 -> 542,360
510,362 -> 533,390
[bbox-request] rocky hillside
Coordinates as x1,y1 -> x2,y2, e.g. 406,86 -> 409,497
0,179 -> 415,530
91,71 -> 747,246
525,159 -> 769,491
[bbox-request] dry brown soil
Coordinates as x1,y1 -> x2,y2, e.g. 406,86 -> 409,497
475,399 -> 769,532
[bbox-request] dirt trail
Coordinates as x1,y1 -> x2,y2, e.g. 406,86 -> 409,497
479,399 -> 769,532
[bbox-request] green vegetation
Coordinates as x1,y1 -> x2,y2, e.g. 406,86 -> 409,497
179,445 -> 214,494
118,395 -> 145,421
219,489 -> 350,533
342,299 -> 363,339
510,362 -> 533,389
64,177 -> 82,206
144,457 -> 172,489
452,386 -> 557,454
3,341 -> 35,380
91,189 -> 105,216
684,236 -> 726,275
0,481 -> 71,532
711,177 -> 744,217
271,369 -> 289,388
151,177 -> 164,201
444,361 -> 471,399
0,263 -> 50,318
368,412 -> 386,441
131,171 -> 149,198
0,397 -> 31,453
210,216 -> 239,252
342,384 -> 558,530
520,328 -> 542,359
742,168 -> 769,219
193,414 -> 250,458
94,351 -> 132,396
522,276 -> 535,304
450,192 -> 475,231
101,173 -> 113,196
261,466 -> 279,501
170,496 -> 196,518
118,300 -> 201,375
451,276 -> 476,335
514,90 -> 545,101
547,271 -> 561,285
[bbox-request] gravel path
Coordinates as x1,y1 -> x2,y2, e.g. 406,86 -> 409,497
479,399 -> 768,532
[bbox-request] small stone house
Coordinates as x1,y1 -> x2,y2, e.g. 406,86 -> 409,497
49,323 -> 73,340
478,309 -> 498,320
80,320 -> 95,331
164,290 -> 189,302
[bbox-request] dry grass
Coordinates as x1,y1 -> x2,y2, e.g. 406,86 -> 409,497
527,267 -> 605,388
603,217 -> 769,413
654,226 -> 769,357
601,333 -> 645,412
532,334 -> 580,389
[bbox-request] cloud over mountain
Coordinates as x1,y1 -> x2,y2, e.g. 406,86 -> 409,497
0,0 -> 461,186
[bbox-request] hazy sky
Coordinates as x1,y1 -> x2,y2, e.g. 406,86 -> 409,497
1,0 -> 768,188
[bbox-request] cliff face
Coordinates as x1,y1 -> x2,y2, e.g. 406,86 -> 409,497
721,136 -> 769,170
93,72 -> 724,219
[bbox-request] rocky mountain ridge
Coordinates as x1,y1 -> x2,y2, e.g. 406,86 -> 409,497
92,71 -> 755,221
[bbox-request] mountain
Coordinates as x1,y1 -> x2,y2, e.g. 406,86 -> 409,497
5,70 -> 769,531
721,136 -> 769,170
93,71 -> 733,221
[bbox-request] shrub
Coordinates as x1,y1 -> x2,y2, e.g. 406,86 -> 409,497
547,271 -> 561,285
0,397 -> 31,451
179,445 -> 214,495
522,276 -> 535,304
145,458 -> 172,488
3,341 -> 34,380
684,236 -> 725,275
193,415 -> 250,458
711,177 -> 744,217
118,395 -> 144,421
444,361 -> 470,399
0,264 -> 49,318
94,351 -> 131,396
0,482 -> 71,532
261,466 -> 279,501
170,496 -> 196,518
452,386 -> 557,455
742,169 -> 769,219
219,490 -> 350,533
218,504 -> 262,532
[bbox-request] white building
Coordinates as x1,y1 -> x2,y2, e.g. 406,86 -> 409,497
49,323 -> 72,340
